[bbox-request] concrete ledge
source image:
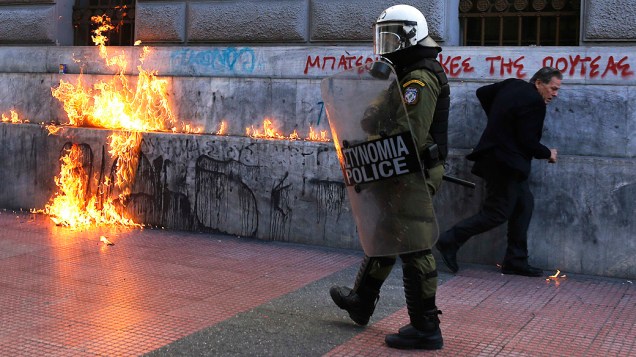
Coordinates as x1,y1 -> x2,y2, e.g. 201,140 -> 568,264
1,123 -> 635,278
0,123 -> 359,250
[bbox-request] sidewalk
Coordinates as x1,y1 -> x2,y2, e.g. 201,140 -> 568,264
0,211 -> 633,356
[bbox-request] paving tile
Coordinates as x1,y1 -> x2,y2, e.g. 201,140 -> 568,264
325,266 -> 636,357
1,212 -> 634,356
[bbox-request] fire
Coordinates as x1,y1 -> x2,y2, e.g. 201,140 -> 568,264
36,14 -> 334,229
44,14 -> 178,228
1,110 -> 28,123
45,124 -> 62,136
246,118 -> 286,139
307,126 -> 330,142
52,15 -> 175,132
100,235 -> 114,245
546,269 -> 567,286
245,119 -> 331,142
42,144 -> 139,229
216,121 -> 227,135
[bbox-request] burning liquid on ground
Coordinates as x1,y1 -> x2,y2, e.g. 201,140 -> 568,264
546,269 -> 567,287
1,14 -> 331,230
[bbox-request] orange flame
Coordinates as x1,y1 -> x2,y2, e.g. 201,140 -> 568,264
100,235 -> 114,245
52,15 -> 176,132
307,126 -> 330,142
41,15 -> 334,229
1,110 -> 29,123
43,15 -> 178,228
45,124 -> 62,135
245,119 -> 331,142
41,144 -> 139,229
216,121 -> 227,135
246,118 -> 287,139
546,269 -> 567,286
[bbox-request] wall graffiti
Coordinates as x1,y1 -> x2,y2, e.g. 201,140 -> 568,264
127,152 -> 195,231
543,55 -> 634,78
439,53 -> 634,79
31,126 -> 354,249
304,54 -> 380,74
171,47 -> 257,74
303,51 -> 635,81
270,172 -> 292,241
312,179 -> 347,241
195,155 -> 259,237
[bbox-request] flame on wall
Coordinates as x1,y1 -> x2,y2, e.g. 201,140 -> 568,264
4,14 -> 333,229
43,15 -> 176,228
43,144 -> 139,228
1,110 -> 28,123
245,119 -> 330,142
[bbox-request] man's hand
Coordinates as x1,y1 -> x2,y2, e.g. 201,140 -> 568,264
548,148 -> 557,163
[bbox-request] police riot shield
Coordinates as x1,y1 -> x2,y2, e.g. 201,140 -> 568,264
320,61 -> 438,257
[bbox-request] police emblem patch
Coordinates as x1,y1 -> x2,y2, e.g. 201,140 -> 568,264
404,87 -> 419,105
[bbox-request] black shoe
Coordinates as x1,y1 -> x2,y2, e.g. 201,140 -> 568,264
435,241 -> 459,273
385,324 -> 443,350
501,264 -> 543,277
329,286 -> 377,326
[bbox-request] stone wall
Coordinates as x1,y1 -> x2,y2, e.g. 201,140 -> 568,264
0,45 -> 635,279
4,1 -> 636,46
0,0 -> 72,45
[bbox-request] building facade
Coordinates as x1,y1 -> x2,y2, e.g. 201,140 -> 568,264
1,1 -> 636,46
0,0 -> 635,278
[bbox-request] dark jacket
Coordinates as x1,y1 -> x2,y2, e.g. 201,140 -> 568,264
466,78 -> 552,179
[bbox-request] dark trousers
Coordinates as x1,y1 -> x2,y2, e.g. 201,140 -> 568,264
444,158 -> 535,268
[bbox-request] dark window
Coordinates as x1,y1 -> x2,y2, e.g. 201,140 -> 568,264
459,0 -> 580,46
73,0 -> 135,46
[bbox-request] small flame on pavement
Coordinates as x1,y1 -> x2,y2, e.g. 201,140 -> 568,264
100,235 -> 114,245
546,269 -> 567,286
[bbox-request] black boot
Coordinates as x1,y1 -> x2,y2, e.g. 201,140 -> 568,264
385,254 -> 443,350
329,256 -> 384,326
386,309 -> 443,350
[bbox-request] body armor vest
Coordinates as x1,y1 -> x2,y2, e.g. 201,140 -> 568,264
397,58 -> 450,161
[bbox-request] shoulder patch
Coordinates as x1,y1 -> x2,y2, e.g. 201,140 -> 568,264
402,79 -> 426,88
403,86 -> 419,105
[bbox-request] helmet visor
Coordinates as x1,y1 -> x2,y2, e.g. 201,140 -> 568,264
374,24 -> 405,55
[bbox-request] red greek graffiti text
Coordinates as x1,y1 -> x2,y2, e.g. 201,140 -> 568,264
543,55 -> 633,78
438,54 -> 475,77
304,55 -> 377,74
485,56 -> 526,78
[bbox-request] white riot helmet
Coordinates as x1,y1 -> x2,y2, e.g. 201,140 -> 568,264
373,4 -> 439,56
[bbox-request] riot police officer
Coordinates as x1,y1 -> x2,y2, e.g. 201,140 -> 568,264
328,4 -> 450,350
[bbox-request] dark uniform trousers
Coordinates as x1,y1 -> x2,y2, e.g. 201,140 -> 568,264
444,155 -> 534,268
355,164 -> 445,306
